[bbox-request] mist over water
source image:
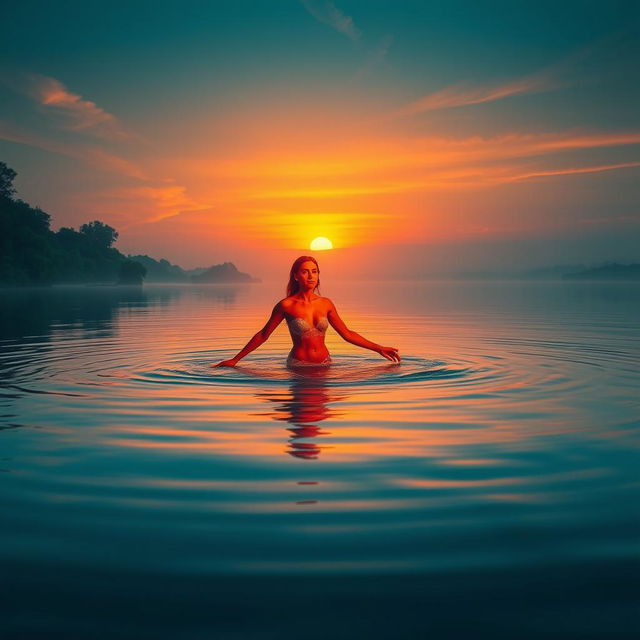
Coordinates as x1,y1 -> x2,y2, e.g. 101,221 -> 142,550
1,280 -> 639,638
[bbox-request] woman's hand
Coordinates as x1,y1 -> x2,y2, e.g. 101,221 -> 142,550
378,346 -> 401,363
212,359 -> 238,368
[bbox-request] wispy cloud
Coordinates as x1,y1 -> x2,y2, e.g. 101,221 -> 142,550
22,74 -> 133,140
227,129 -> 640,200
503,161 -> 640,183
246,183 -> 410,199
246,159 -> 640,200
108,185 -> 211,225
398,131 -> 640,168
209,131 -> 640,180
301,0 -> 361,42
82,148 -> 149,180
533,133 -> 640,152
0,119 -> 148,179
355,34 -> 394,80
388,73 -> 560,120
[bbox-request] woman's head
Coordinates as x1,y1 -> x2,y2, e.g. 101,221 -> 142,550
287,256 -> 320,297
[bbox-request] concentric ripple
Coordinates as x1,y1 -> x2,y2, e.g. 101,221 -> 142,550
134,353 -> 460,387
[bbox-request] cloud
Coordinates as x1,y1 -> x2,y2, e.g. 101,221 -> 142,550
65,182 -> 215,234
108,185 -> 212,225
232,130 -> 640,199
301,0 -> 361,42
22,74 -> 133,140
504,161 -> 640,183
533,133 -> 640,152
246,183 -> 411,199
209,130 -> 640,181
82,148 -> 149,180
0,71 -> 146,178
397,131 -> 640,169
355,34 -> 394,80
0,119 -> 148,179
387,73 -> 560,120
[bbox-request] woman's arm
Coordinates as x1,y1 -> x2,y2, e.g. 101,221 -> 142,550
327,301 -> 400,362
213,302 -> 285,367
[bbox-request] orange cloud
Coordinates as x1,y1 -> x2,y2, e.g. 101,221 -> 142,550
205,131 -> 640,184
387,73 -> 559,119
503,161 -> 640,183
205,130 -> 640,203
246,183 -> 414,199
84,184 -> 211,228
25,74 -> 134,140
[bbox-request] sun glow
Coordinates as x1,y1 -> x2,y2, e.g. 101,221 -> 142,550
310,236 -> 333,251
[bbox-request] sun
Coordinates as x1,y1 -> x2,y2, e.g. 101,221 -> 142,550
310,236 -> 333,251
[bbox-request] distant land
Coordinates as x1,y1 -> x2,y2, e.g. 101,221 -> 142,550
562,263 -> 640,281
451,263 -> 640,281
128,255 -> 259,284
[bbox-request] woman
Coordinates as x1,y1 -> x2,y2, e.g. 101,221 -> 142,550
214,256 -> 400,368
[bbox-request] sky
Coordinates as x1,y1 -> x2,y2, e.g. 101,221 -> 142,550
1,0 -> 639,279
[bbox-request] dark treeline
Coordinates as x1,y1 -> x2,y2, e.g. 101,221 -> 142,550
1,161 -> 145,286
1,161 -> 258,286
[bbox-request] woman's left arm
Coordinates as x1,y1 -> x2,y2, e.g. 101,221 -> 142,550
327,301 -> 400,362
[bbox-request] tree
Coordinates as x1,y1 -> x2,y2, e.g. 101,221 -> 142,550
0,191 -> 56,284
117,260 -> 146,285
0,161 -> 134,285
0,161 -> 17,199
80,220 -> 119,248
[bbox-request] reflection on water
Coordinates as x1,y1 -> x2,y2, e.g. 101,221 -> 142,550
0,281 -> 639,639
0,283 -> 246,340
256,369 -> 347,459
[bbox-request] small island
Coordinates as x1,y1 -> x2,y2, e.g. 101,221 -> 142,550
126,254 -> 259,284
191,262 -> 258,284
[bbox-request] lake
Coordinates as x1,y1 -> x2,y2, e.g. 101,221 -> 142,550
1,280 -> 638,639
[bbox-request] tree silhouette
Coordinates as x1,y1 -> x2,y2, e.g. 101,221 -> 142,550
80,220 -> 119,248
1,161 -> 127,285
0,161 -> 17,199
117,259 -> 147,285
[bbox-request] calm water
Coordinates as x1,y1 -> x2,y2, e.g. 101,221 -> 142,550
1,280 -> 639,639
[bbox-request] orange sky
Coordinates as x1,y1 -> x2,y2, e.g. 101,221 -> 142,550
1,2 -> 639,277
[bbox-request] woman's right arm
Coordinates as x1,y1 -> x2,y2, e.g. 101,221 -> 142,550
213,302 -> 285,367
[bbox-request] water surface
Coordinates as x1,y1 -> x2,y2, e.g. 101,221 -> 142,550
1,281 -> 638,638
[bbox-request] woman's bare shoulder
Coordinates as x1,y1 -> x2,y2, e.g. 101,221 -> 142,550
317,296 -> 336,309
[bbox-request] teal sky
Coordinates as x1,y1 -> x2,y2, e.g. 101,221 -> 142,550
1,1 -> 639,276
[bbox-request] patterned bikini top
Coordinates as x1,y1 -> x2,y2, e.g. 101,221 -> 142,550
285,315 -> 329,339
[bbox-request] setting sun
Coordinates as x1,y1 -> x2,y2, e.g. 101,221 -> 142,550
310,236 -> 333,251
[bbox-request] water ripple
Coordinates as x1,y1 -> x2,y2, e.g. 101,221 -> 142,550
1,283 -> 639,588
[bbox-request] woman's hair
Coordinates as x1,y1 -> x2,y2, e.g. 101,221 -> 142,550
286,256 -> 320,297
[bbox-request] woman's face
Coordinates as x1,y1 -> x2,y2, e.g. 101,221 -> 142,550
296,261 -> 319,290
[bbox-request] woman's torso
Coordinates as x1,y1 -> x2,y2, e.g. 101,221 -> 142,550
282,296 -> 331,364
